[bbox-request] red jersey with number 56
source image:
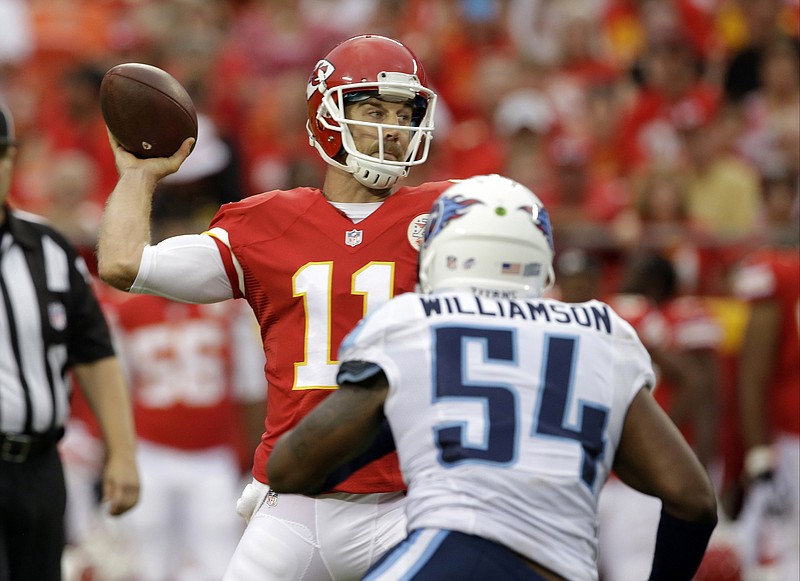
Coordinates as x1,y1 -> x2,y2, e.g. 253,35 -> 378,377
207,182 -> 453,492
733,248 -> 800,436
113,296 -> 265,451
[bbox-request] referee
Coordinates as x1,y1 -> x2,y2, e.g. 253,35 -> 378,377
0,103 -> 140,581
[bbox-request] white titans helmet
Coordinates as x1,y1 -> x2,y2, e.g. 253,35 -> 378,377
418,174 -> 555,298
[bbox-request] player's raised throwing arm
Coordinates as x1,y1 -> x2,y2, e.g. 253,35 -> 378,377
98,130 -> 194,291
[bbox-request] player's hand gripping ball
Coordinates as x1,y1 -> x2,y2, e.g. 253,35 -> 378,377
100,63 -> 198,159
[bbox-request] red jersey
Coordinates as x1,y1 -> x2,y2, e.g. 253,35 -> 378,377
733,248 -> 800,435
113,296 -> 265,451
208,183 -> 453,492
607,294 -> 721,415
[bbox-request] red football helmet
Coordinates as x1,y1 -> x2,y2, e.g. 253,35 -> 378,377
306,35 -> 437,189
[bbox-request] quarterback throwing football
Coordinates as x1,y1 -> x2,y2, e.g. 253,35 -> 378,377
99,35 -> 452,581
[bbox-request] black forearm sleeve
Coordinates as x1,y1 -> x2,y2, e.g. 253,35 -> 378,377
315,420 -> 397,494
648,509 -> 717,581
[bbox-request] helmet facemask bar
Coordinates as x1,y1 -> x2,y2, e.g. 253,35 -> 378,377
310,75 -> 436,188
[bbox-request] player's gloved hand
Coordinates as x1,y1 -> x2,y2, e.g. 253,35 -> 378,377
236,480 -> 270,524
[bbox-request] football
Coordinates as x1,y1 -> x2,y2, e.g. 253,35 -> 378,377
100,63 -> 198,159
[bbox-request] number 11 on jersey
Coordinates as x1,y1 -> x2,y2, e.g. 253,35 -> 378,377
292,261 -> 395,390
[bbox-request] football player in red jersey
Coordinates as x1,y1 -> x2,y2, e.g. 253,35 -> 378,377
97,35 -> 454,581
598,252 -> 723,581
733,243 -> 800,579
113,295 -> 266,581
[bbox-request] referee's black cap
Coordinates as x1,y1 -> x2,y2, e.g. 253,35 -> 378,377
0,102 -> 15,146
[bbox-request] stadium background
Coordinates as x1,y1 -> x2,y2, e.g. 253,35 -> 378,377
0,1 -> 797,580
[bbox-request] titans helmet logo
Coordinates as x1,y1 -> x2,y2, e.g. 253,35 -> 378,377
423,195 -> 483,249
519,204 -> 554,251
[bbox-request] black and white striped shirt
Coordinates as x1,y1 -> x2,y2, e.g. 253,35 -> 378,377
0,207 -> 115,434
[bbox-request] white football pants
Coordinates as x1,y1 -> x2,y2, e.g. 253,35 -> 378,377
597,476 -> 662,581
121,440 -> 244,581
223,479 -> 407,581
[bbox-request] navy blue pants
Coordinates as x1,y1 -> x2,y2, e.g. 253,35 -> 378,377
363,528 -> 549,580
0,447 -> 66,581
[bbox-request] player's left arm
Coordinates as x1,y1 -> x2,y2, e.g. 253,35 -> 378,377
738,298 -> 782,478
74,356 -> 140,515
267,373 -> 389,495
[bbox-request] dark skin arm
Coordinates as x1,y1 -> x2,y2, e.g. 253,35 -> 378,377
267,376 -> 389,495
614,386 -> 717,522
74,356 -> 140,515
271,377 -> 719,524
649,346 -> 719,468
738,300 -> 780,453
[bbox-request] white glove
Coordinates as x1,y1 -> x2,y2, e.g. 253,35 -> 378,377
235,479 -> 270,524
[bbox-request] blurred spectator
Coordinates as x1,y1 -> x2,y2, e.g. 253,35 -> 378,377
579,82 -> 628,180
0,0 -> 33,71
617,34 -> 721,173
234,70 -> 326,193
432,49 -> 518,180
551,247 -> 604,302
543,134 -> 631,252
736,35 -> 800,179
216,0 -> 342,79
38,149 -> 102,261
494,87 -> 556,191
35,64 -> 118,208
548,134 -> 630,221
506,0 -> 603,68
601,0 -> 650,72
300,0 -> 380,36
601,0 -> 722,73
723,0 -> 800,104
415,0 -> 512,122
676,100 -> 761,241
613,163 -> 726,295
541,7 -> 625,181
757,171 -> 800,246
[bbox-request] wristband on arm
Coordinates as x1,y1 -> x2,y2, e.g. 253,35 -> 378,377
648,509 -> 717,581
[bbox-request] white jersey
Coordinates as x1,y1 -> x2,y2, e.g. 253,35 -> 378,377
338,290 -> 655,581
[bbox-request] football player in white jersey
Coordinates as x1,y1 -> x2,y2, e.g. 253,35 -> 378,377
267,174 -> 718,581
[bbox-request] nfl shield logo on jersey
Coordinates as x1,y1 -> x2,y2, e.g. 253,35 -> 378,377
345,229 -> 363,247
48,301 -> 67,331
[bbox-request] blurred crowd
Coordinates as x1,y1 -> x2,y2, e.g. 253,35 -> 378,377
0,0 -> 798,580
0,0 -> 797,278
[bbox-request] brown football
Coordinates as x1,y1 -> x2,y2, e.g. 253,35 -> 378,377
100,63 -> 198,159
